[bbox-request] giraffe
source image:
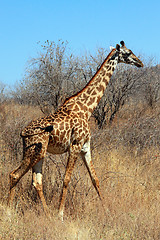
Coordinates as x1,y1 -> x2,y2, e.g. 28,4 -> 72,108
8,41 -> 143,219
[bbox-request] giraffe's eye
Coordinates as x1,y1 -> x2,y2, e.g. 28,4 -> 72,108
128,50 -> 132,55
122,51 -> 132,58
127,52 -> 132,56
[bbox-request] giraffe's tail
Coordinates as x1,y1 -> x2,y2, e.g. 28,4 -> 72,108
20,125 -> 54,137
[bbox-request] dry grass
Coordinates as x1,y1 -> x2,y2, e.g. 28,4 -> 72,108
0,101 -> 160,239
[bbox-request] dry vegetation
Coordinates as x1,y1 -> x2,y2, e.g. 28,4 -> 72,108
0,99 -> 160,240
0,41 -> 160,239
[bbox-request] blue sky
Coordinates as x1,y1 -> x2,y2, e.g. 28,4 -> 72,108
0,0 -> 160,87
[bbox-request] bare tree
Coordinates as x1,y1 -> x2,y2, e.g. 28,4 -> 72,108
14,40 -> 82,114
0,82 -> 6,103
143,65 -> 160,108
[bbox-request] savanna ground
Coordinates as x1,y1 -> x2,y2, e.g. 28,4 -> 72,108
0,100 -> 160,240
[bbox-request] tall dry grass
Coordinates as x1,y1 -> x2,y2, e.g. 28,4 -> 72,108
0,101 -> 160,239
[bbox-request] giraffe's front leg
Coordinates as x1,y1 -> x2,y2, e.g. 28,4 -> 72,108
81,140 -> 104,202
58,142 -> 82,220
58,154 -> 77,220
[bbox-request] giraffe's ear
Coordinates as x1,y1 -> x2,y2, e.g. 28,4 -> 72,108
116,44 -> 120,51
110,46 -> 115,51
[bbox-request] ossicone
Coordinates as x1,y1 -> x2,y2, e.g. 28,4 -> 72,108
116,44 -> 120,51
120,41 -> 125,47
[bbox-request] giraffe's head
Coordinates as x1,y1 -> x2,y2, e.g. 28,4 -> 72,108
112,41 -> 143,68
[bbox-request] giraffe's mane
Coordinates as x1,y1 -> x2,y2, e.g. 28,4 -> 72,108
63,48 -> 116,105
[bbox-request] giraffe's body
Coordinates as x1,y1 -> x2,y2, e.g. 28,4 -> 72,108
8,41 -> 143,219
21,97 -> 91,154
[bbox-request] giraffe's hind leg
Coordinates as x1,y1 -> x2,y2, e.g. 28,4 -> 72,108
8,144 -> 36,206
8,134 -> 49,208
32,159 -> 49,215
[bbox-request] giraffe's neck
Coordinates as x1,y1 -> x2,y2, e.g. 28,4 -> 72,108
69,50 -> 118,120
